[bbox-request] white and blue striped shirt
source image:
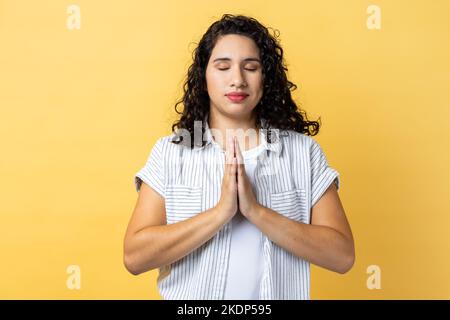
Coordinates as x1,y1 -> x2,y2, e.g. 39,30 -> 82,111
134,118 -> 340,300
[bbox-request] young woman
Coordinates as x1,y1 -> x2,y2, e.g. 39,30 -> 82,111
124,14 -> 355,300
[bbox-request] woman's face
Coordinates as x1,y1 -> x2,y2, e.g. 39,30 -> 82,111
205,34 -> 264,120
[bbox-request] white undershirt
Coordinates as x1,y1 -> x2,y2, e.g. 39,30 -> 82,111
223,142 -> 266,300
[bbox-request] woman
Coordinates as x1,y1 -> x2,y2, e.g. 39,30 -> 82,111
124,14 -> 355,300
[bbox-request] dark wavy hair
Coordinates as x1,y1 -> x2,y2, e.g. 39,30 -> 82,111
171,14 -> 321,148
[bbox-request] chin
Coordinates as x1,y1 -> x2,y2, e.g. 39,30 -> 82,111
227,108 -> 254,118
211,101 -> 256,117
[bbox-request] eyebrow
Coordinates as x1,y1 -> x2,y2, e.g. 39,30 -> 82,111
212,57 -> 261,63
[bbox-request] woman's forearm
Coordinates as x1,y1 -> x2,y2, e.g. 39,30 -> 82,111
124,207 -> 229,275
249,205 -> 355,274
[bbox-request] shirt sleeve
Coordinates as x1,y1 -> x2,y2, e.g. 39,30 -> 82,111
134,137 -> 165,198
310,138 -> 340,208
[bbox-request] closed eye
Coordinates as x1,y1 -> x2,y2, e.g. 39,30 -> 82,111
218,68 -> 257,71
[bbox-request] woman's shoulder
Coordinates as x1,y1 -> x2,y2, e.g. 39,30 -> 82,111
152,132 -> 178,149
156,132 -> 177,144
281,129 -> 316,149
153,132 -> 194,152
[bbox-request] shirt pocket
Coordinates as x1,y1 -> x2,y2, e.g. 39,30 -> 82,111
270,188 -> 308,223
165,184 -> 203,224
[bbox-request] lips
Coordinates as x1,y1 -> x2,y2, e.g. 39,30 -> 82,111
226,93 -> 249,103
226,95 -> 248,102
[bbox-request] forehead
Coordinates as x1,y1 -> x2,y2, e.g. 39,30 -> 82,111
210,34 -> 260,59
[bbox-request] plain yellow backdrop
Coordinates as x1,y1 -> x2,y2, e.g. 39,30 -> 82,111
1,0 -> 449,299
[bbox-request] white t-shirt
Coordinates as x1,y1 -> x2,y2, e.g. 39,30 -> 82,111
223,142 -> 267,300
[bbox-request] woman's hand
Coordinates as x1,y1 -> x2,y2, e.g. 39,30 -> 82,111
215,136 -> 239,221
234,137 -> 261,219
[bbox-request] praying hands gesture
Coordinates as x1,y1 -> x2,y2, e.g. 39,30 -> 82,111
216,136 -> 261,222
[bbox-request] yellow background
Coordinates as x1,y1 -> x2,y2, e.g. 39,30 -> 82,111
1,0 -> 449,299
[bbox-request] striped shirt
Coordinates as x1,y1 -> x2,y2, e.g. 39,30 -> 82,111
134,117 -> 340,300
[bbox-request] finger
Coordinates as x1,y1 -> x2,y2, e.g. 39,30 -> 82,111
234,137 -> 244,165
226,136 -> 234,165
224,140 -> 232,180
231,157 -> 237,179
225,154 -> 231,177
234,137 -> 245,178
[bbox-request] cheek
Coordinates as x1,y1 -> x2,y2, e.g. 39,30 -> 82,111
251,71 -> 263,85
206,73 -> 225,95
253,76 -> 264,98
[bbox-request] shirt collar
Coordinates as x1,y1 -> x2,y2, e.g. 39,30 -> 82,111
194,114 -> 283,155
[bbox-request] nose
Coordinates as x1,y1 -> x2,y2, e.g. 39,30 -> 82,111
231,66 -> 247,88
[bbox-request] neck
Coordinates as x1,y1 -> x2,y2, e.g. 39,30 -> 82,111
208,109 -> 261,152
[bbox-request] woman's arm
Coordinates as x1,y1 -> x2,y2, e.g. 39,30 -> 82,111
124,146 -> 238,275
123,182 -> 230,275
247,183 -> 355,274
